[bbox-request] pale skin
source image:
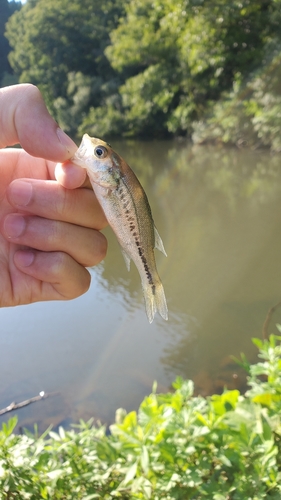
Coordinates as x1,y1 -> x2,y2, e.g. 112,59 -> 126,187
0,83 -> 108,307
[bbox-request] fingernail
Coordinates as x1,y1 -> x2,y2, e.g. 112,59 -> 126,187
4,214 -> 26,238
9,180 -> 33,206
56,128 -> 77,155
14,250 -> 35,267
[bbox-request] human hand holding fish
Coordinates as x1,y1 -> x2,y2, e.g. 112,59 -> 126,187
72,134 -> 168,323
0,84 -> 107,307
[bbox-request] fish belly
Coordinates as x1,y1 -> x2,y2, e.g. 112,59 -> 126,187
95,185 -> 168,323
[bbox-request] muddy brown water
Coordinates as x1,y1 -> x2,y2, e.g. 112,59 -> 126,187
1,141 -> 281,432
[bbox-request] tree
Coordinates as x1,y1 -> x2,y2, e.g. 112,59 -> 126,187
5,0 -> 281,142
102,0 -> 274,137
5,0 -> 126,132
0,0 -> 20,86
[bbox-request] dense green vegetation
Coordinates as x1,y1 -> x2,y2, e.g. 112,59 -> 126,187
1,335 -> 281,498
1,0 -> 281,147
0,0 -> 20,86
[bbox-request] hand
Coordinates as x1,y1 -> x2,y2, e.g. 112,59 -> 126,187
0,84 -> 107,307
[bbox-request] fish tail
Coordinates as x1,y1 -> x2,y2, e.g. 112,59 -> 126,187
143,281 -> 168,323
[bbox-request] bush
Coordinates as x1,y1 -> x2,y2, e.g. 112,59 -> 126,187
193,45 -> 281,152
1,335 -> 281,499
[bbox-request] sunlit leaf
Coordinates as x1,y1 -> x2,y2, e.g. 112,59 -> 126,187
123,461 -> 138,485
141,445 -> 149,473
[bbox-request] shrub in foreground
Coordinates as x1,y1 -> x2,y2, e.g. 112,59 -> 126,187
0,335 -> 281,499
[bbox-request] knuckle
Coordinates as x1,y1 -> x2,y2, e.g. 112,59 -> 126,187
52,252 -> 91,296
84,232 -> 107,267
49,250 -> 66,276
77,272 -> 91,296
96,233 -> 108,262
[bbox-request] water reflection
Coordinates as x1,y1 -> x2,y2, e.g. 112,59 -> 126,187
1,141 -> 281,432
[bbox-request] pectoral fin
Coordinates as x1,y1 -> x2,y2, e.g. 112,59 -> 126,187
121,247 -> 131,271
154,225 -> 167,257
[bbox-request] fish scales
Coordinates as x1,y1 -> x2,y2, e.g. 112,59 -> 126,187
72,134 -> 168,323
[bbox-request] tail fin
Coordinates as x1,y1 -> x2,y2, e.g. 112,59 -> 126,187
142,281 -> 168,323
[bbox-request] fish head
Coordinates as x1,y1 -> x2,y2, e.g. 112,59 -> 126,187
73,134 -> 122,189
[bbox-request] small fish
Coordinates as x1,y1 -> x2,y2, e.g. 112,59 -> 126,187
72,134 -> 168,323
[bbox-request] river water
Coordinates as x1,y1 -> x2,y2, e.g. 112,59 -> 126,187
1,140 -> 281,431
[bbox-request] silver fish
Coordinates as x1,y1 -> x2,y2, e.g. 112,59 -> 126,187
72,134 -> 168,323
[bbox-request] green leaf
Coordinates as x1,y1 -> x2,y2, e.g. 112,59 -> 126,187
123,461 -> 138,485
218,454 -> 232,467
1,416 -> 18,437
141,446 -> 149,473
58,426 -> 66,440
47,469 -> 64,480
82,495 -> 101,500
252,337 -> 264,349
49,431 -> 61,441
252,393 -> 274,406
152,380 -> 157,393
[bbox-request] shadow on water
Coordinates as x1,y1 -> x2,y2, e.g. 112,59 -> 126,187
1,141 -> 281,432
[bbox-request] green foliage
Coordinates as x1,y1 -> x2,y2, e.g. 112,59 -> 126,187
0,0 -> 20,85
5,0 -> 125,130
3,0 -> 281,145
1,336 -> 281,498
193,42 -> 281,151
103,0 -> 278,138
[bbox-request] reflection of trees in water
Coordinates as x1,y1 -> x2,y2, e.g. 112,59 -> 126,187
159,311 -> 199,375
92,238 -> 143,318
93,142 -> 281,398
159,312 -> 248,398
112,140 -> 281,211
163,144 -> 281,207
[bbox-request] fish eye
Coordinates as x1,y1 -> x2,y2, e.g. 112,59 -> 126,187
94,145 -> 108,159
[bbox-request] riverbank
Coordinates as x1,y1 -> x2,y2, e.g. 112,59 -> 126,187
1,335 -> 281,499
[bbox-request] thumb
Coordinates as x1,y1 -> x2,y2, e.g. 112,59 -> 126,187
0,84 -> 77,162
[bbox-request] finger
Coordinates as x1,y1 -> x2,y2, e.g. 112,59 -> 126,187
6,178 -> 108,229
0,84 -> 77,161
14,249 -> 91,301
55,161 -> 91,189
2,214 -> 107,267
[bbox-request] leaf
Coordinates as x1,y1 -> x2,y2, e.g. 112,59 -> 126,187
49,431 -> 61,441
252,393 -> 273,406
252,338 -> 264,349
195,412 -> 209,426
47,469 -> 64,480
141,445 -> 149,473
123,462 -> 138,485
159,446 -> 176,463
261,413 -> 273,441
1,416 -> 18,437
82,495 -> 101,500
152,380 -> 157,394
172,376 -> 184,390
122,411 -> 137,430
218,454 -> 232,467
58,426 -> 66,440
